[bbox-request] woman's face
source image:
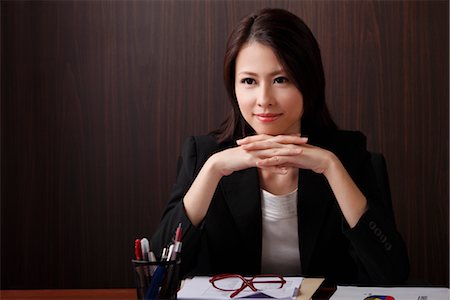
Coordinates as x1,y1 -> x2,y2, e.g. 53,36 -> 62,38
234,42 -> 304,135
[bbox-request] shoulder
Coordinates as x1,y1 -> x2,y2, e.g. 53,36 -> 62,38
180,134 -> 234,165
309,130 -> 366,150
310,130 -> 369,168
331,130 -> 367,154
183,134 -> 234,152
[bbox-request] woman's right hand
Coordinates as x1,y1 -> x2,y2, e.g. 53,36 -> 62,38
209,146 -> 259,176
183,141 -> 267,226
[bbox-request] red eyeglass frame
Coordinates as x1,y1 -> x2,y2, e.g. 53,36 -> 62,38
209,273 -> 287,298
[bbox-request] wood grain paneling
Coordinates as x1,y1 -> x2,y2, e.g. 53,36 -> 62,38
1,0 -> 448,288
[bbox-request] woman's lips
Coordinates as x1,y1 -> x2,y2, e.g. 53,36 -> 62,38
254,113 -> 282,122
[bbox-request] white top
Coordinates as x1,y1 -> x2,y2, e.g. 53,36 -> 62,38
261,188 -> 301,275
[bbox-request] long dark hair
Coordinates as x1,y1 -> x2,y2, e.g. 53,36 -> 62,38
213,8 -> 337,142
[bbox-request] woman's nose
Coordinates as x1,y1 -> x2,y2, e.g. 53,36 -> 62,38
257,84 -> 273,107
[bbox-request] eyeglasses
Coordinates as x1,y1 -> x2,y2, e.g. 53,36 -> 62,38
209,273 -> 286,298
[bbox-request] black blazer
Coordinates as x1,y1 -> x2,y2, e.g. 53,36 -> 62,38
151,130 -> 409,285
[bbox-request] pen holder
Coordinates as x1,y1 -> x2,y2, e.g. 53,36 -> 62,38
132,258 -> 181,300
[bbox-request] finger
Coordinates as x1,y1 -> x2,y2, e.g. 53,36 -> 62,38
243,138 -> 307,151
249,147 -> 303,158
236,134 -> 273,145
256,156 -> 281,166
256,165 -> 289,175
256,155 -> 291,167
241,134 -> 307,145
268,135 -> 308,145
242,136 -> 308,150
241,140 -> 279,150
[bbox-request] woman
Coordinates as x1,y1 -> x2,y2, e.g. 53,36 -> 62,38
151,8 -> 409,285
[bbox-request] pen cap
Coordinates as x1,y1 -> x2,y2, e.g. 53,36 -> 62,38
141,238 -> 150,261
135,239 -> 143,260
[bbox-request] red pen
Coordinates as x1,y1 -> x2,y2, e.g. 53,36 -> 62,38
160,224 -> 183,298
175,223 -> 182,242
135,239 -> 143,260
171,224 -> 182,261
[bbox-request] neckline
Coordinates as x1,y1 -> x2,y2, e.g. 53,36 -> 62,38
261,188 -> 298,198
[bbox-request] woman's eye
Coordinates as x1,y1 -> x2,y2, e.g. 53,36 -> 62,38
274,77 -> 288,84
241,78 -> 255,85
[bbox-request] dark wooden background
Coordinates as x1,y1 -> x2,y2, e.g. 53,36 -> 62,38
1,0 -> 448,289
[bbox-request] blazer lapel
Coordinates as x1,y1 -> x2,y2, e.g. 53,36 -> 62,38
219,167 -> 262,273
298,169 -> 333,274
218,166 -> 333,275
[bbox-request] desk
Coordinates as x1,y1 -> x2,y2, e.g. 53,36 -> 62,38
1,289 -> 137,300
0,287 -> 335,300
1,278 -> 335,300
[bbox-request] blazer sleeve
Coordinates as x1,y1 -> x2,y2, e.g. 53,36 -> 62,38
340,134 -> 409,284
150,136 -> 204,276
151,135 -> 220,276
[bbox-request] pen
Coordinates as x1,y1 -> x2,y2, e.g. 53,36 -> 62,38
141,238 -> 150,261
140,238 -> 151,285
159,224 -> 183,299
145,264 -> 166,300
173,223 -> 182,260
170,225 -> 183,293
148,251 -> 157,276
161,247 -> 168,261
134,239 -> 146,299
166,244 -> 174,262
135,239 -> 143,260
175,223 -> 182,243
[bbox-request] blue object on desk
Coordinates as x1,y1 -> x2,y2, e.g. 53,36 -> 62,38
364,296 -> 395,300
145,265 -> 166,300
242,292 -> 273,298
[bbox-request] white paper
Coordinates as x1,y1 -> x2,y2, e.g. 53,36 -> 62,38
330,285 -> 449,300
178,276 -> 303,299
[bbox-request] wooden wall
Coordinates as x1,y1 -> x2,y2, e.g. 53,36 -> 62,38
1,0 -> 448,288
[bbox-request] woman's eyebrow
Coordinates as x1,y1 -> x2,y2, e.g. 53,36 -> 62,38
236,69 -> 286,77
